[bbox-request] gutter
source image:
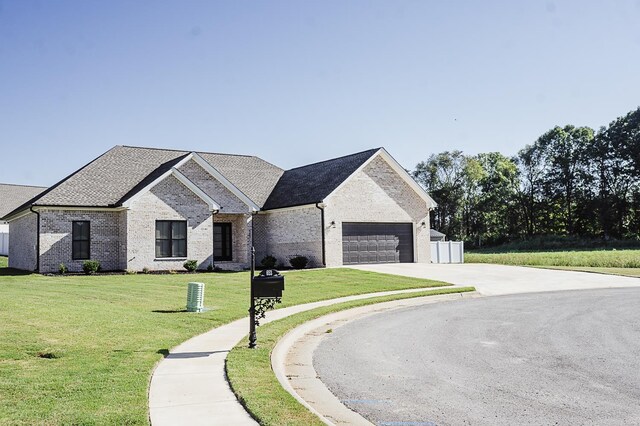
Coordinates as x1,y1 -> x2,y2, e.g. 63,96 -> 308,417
30,206 -> 40,273
315,203 -> 326,266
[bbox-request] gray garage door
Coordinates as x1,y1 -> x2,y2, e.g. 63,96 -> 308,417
342,222 -> 414,265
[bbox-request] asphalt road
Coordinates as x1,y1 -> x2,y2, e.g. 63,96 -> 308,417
313,288 -> 640,426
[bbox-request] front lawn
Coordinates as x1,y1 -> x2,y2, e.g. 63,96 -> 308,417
0,268 -> 450,425
466,249 -> 640,268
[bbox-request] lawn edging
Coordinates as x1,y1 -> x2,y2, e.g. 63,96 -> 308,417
226,286 -> 476,426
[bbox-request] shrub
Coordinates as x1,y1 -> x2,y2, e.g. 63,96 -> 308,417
183,260 -> 198,272
207,263 -> 214,272
58,263 -> 68,275
289,255 -> 309,269
125,269 -> 137,275
142,267 -> 150,274
82,260 -> 100,275
260,255 -> 277,269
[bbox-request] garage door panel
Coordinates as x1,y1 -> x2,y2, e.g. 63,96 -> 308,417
342,222 -> 413,265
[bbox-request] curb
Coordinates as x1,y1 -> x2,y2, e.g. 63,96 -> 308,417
271,291 -> 480,425
148,286 -> 467,425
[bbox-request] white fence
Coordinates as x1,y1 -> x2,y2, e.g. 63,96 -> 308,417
430,241 -> 464,264
0,233 -> 8,256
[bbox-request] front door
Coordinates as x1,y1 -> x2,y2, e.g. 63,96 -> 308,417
214,223 -> 233,261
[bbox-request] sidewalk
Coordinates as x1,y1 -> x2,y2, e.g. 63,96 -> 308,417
148,287 -> 461,425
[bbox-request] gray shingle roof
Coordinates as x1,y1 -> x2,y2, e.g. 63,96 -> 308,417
3,146 -> 284,218
262,148 -> 380,210
0,183 -> 47,219
198,152 -> 284,207
430,229 -> 446,240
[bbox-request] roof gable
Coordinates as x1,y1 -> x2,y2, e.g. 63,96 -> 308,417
324,148 -> 437,208
262,148 -> 380,210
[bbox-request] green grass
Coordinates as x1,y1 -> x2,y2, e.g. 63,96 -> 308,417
466,249 -> 640,268
226,286 -> 476,426
535,266 -> 640,278
0,268 -> 451,425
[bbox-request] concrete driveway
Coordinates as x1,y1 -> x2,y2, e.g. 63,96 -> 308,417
350,263 -> 640,295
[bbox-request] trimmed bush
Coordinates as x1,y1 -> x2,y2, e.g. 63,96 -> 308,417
183,260 -> 198,272
289,255 -> 309,269
82,260 -> 100,275
58,264 -> 68,275
260,255 -> 277,269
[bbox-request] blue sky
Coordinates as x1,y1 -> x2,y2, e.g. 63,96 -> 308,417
1,1 -> 639,186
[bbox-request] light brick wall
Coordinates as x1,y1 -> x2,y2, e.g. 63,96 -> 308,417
8,212 -> 38,271
255,206 -> 323,268
178,159 -> 252,214
127,175 -> 214,271
38,209 -> 124,273
324,155 -> 431,267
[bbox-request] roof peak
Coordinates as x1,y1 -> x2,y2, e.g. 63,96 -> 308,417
118,144 -> 261,159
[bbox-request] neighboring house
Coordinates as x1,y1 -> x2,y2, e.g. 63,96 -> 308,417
430,229 -> 446,242
0,183 -> 47,232
2,146 -> 437,273
0,183 -> 46,256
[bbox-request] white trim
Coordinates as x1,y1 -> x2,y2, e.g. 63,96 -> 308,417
171,168 -> 221,211
34,206 -> 128,213
324,148 -> 437,208
258,203 -> 318,214
4,209 -> 33,222
190,153 -> 260,212
121,163 -> 221,211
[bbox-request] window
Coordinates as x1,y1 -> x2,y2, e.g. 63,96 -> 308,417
72,221 -> 90,260
214,223 -> 232,261
155,221 -> 187,258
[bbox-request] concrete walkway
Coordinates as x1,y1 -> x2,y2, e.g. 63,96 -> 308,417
350,263 -> 640,295
148,286 -> 457,425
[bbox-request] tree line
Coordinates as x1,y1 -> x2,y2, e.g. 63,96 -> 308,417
413,107 -> 640,248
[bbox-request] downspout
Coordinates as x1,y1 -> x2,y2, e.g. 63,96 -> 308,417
30,206 -> 40,273
211,209 -> 219,270
315,203 -> 326,267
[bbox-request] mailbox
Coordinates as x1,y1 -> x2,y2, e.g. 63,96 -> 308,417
251,269 -> 284,298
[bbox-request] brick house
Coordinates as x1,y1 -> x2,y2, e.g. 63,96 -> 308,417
2,146 -> 436,273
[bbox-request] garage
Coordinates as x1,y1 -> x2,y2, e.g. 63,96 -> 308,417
342,222 -> 414,265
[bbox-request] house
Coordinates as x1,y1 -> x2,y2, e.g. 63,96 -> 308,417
0,183 -> 47,256
0,183 -> 47,232
2,146 -> 436,273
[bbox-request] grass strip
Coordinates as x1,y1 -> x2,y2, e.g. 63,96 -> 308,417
466,249 -> 640,268
226,286 -> 476,426
532,265 -> 640,278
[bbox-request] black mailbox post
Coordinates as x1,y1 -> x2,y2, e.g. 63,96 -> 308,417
249,248 -> 284,348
